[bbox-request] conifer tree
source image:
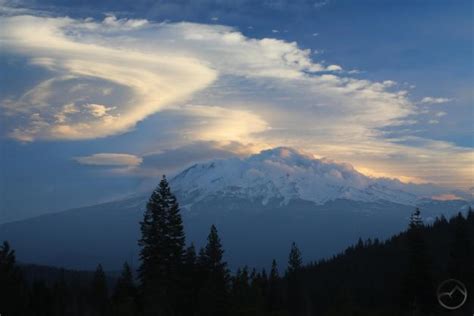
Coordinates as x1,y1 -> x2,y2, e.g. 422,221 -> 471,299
448,213 -> 474,309
183,244 -> 198,315
0,241 -> 28,315
267,259 -> 281,313
138,175 -> 186,315
91,264 -> 108,316
112,262 -> 137,316
184,243 -> 197,268
403,208 -> 435,314
198,224 -> 230,315
287,242 -> 304,316
287,242 -> 302,274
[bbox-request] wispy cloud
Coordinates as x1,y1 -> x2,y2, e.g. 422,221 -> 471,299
419,96 -> 452,104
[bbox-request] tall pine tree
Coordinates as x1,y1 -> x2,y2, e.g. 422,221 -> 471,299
198,224 -> 230,316
287,242 -> 304,316
402,208 -> 435,315
267,259 -> 282,313
138,175 -> 186,315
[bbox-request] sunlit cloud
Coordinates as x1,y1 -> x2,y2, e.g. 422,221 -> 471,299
0,10 -> 472,189
74,153 -> 143,167
431,193 -> 463,201
0,14 -> 217,140
175,105 -> 269,142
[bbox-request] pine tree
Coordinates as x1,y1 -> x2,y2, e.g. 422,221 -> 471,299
183,244 -> 198,315
287,242 -> 304,316
409,207 -> 423,229
402,208 -> 435,314
91,264 -> 108,316
112,262 -> 137,316
230,267 -> 251,313
184,243 -> 197,268
448,212 -> 474,310
198,224 -> 230,315
267,259 -> 282,313
138,175 -> 186,315
0,241 -> 28,315
287,242 -> 302,274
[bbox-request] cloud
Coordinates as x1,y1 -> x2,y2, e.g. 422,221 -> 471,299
54,103 -> 79,123
0,14 -> 217,140
101,14 -> 148,29
137,141 -> 259,178
172,105 -> 269,142
83,103 -> 115,118
326,64 -> 342,72
419,97 -> 452,104
0,11 -> 472,189
431,193 -> 463,201
74,153 -> 142,166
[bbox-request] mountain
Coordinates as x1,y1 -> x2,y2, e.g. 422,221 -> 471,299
171,147 -> 455,206
0,147 -> 471,270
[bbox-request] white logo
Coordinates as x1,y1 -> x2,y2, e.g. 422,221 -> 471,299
437,279 -> 468,310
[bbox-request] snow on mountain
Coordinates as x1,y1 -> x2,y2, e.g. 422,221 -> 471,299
170,147 -> 445,207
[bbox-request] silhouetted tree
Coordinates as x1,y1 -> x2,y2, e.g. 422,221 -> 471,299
182,244 -> 198,315
0,241 -> 28,315
287,242 -> 302,274
198,224 -> 230,315
267,259 -> 283,313
90,264 -> 108,316
402,208 -> 435,314
448,212 -> 474,310
112,262 -> 137,315
138,175 -> 186,315
287,242 -> 304,316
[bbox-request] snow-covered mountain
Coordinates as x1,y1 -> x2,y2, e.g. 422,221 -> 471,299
171,147 -> 451,207
0,147 -> 470,270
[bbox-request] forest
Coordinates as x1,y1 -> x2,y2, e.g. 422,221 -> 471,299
0,176 -> 473,316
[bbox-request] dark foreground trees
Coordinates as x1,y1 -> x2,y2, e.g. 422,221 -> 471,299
1,176 -> 472,315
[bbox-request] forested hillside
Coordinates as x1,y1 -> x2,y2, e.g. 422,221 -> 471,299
0,177 -> 472,315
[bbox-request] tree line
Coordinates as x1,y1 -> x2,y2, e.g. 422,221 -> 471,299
0,176 -> 473,315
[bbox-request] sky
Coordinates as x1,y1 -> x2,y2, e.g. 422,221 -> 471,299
0,0 -> 473,222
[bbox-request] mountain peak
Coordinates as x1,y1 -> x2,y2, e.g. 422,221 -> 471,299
170,147 -> 445,207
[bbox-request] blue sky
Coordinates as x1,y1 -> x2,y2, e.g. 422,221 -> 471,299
0,0 -> 472,221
